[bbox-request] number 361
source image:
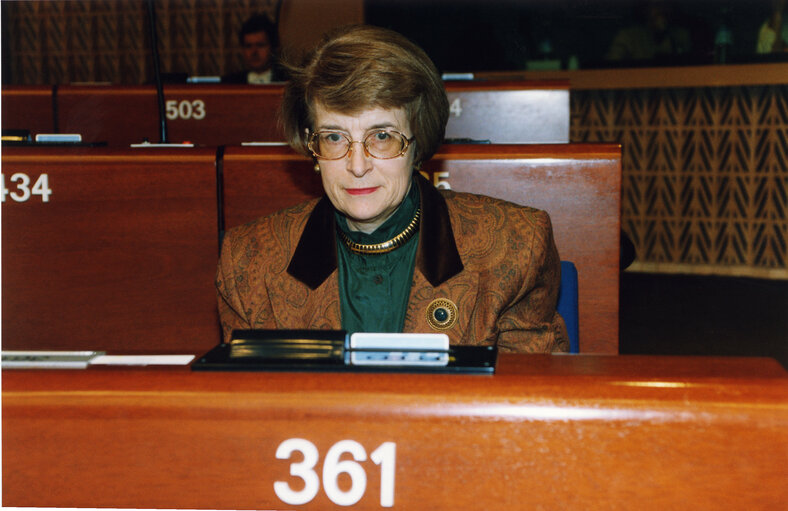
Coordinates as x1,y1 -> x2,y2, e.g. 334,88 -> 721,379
275,438 -> 396,507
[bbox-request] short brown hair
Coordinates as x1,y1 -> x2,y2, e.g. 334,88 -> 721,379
281,25 -> 449,167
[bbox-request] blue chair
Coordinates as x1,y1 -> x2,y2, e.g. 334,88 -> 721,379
557,261 -> 579,353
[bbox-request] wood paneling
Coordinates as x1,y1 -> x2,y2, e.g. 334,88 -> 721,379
56,85 -> 160,146
1,147 -> 222,352
444,80 -> 569,143
4,354 -> 786,510
28,81 -> 568,147
1,85 -> 55,137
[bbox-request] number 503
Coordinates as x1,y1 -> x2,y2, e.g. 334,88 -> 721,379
275,439 -> 396,507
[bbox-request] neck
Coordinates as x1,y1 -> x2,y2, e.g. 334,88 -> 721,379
346,180 -> 413,234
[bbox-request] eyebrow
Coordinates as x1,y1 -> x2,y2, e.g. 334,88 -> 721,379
315,122 -> 400,132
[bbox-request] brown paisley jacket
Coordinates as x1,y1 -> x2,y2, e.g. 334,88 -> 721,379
216,174 -> 568,353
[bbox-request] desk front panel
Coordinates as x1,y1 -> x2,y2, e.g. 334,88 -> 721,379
53,81 -> 569,147
1,147 -> 222,352
3,354 -> 787,510
1,85 -> 55,137
57,85 -> 161,146
444,80 -> 569,143
164,84 -> 286,144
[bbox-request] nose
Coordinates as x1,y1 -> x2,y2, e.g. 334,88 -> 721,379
346,141 -> 372,178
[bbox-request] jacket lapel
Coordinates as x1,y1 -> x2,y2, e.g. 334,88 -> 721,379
283,173 -> 473,336
406,174 -> 477,342
286,196 -> 337,289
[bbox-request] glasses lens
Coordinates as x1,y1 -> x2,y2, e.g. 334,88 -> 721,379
364,130 -> 407,158
312,132 -> 350,159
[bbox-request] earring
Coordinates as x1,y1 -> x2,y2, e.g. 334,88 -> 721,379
314,163 -> 321,173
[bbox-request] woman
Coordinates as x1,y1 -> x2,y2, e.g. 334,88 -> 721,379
216,25 -> 568,353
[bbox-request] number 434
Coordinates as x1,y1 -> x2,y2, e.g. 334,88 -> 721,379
1,173 -> 52,203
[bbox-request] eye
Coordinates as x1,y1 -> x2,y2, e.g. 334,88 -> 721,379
321,132 -> 345,144
373,131 -> 391,141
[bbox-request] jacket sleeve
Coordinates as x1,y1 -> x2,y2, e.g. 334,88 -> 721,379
496,209 -> 570,353
216,231 -> 251,343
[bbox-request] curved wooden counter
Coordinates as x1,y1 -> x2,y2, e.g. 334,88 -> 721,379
3,354 -> 786,510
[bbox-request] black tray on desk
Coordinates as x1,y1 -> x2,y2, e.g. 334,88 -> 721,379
191,342 -> 497,375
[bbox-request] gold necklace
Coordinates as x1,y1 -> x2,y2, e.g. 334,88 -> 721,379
338,208 -> 421,255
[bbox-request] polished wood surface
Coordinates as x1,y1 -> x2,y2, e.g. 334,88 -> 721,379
222,144 -> 621,353
10,81 -> 569,146
165,84 -> 285,144
3,354 -> 786,510
478,62 -> 788,89
1,85 -> 55,137
57,85 -> 161,146
221,145 -> 324,228
443,79 -> 569,143
1,147 -> 222,352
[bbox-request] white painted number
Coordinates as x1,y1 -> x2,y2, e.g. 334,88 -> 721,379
274,438 -> 321,505
1,173 -> 52,203
371,442 -> 397,507
418,170 -> 451,190
274,439 -> 396,507
450,97 -> 463,117
165,99 -> 206,120
323,440 -> 367,506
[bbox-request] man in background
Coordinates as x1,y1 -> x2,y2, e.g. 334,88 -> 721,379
223,14 -> 285,84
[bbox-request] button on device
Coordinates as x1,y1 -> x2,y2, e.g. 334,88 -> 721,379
426,298 -> 458,330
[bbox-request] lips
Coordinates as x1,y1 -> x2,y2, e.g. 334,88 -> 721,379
345,187 -> 379,195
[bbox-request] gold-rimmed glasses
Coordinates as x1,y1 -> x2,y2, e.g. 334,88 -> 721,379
307,129 -> 413,160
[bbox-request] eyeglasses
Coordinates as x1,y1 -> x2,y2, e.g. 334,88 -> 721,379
307,129 -> 414,160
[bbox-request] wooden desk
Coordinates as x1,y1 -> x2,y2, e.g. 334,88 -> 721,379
56,85 -> 160,146
3,354 -> 786,510
1,85 -> 55,137
221,144 -> 324,229
444,80 -> 569,143
1,147 -> 222,353
222,144 -> 620,353
49,81 -> 568,146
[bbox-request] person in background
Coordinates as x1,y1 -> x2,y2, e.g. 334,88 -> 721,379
756,0 -> 787,53
216,25 -> 568,353
223,14 -> 285,84
605,0 -> 691,61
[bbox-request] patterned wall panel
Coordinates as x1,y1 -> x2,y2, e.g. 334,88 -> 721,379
572,85 -> 788,279
3,0 -> 279,85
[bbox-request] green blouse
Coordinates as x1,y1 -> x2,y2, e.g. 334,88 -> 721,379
335,180 -> 420,333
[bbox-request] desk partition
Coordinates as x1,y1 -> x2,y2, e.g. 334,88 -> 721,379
3,354 -> 786,510
1,146 -> 222,353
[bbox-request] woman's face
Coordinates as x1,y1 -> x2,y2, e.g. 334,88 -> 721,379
312,103 -> 415,234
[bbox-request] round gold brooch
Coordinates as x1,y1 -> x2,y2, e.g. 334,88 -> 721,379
426,298 -> 458,331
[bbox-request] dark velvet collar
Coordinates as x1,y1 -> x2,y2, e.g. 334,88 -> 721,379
287,173 -> 464,289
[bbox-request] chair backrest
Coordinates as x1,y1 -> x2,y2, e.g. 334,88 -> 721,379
558,261 -> 580,353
